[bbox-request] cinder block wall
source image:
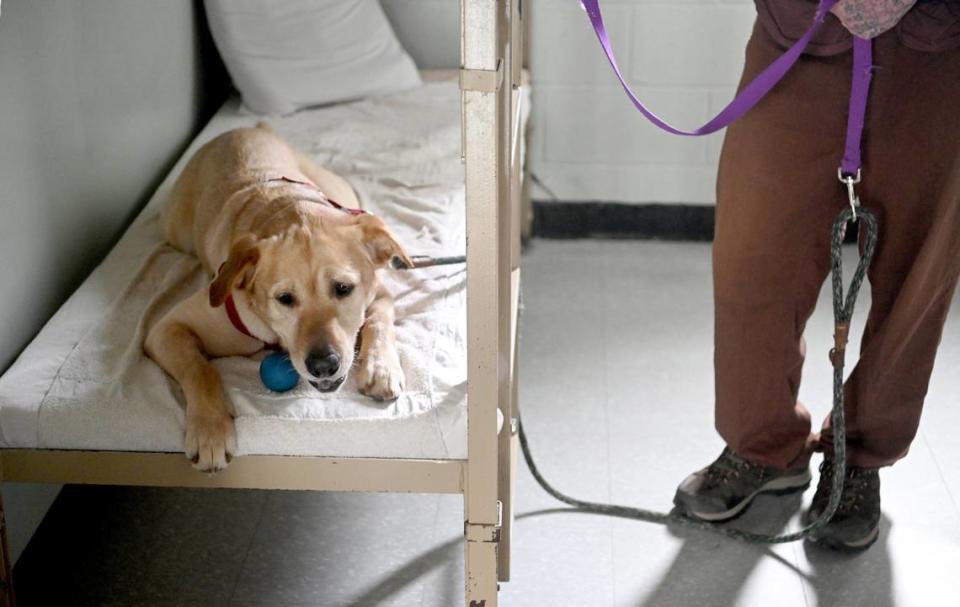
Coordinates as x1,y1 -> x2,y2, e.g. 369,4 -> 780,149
529,0 -> 756,205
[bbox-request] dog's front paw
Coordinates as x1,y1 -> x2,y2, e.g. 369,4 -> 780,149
356,353 -> 405,401
185,411 -> 237,472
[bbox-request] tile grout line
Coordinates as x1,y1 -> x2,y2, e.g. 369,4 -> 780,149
919,429 -> 960,531
791,540 -> 813,607
225,491 -> 272,605
418,495 -> 444,607
601,245 -> 619,606
784,499 -> 813,607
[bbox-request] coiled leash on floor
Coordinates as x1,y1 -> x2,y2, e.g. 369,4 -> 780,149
405,206 -> 876,544
518,206 -> 877,543
402,204 -> 876,544
400,201 -> 876,544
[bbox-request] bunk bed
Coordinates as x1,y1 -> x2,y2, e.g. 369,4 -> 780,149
0,1 -> 524,605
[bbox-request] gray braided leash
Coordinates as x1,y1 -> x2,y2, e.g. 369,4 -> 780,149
396,207 -> 878,543
517,206 -> 879,543
392,255 -> 466,270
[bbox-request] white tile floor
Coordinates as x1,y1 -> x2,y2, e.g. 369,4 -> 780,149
501,239 -> 960,607
15,239 -> 960,606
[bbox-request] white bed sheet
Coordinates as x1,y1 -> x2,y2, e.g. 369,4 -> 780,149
0,74 -> 518,460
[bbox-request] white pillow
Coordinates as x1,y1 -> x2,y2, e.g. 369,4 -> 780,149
204,0 -> 423,115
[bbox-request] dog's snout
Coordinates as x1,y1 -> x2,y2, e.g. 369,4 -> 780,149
306,345 -> 340,378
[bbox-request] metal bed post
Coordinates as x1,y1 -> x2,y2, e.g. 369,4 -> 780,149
462,0 -> 512,604
497,0 -> 524,584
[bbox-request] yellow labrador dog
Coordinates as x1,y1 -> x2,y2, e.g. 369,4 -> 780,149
145,123 -> 411,472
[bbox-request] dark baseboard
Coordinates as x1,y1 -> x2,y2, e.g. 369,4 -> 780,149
531,201 -> 862,244
532,201 -> 715,241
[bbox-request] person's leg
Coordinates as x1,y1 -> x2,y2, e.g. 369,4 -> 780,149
802,29 -> 960,552
675,22 -> 855,521
713,22 -> 851,470
819,33 -> 960,468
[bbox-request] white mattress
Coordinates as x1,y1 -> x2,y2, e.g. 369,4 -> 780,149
0,74 -> 522,460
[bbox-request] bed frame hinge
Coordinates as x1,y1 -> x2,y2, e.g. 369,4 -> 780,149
465,500 -> 503,543
460,60 -> 504,93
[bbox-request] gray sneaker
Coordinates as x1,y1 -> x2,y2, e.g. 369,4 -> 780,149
805,458 -> 881,551
674,448 -> 812,522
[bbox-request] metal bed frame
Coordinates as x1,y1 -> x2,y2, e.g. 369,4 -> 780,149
0,1 -> 524,605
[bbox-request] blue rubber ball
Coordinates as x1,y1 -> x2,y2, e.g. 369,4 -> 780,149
259,351 -> 300,392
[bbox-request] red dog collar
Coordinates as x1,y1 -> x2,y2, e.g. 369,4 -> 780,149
223,293 -> 280,351
269,176 -> 367,216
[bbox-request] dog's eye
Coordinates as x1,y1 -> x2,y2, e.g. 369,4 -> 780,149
333,282 -> 354,298
275,292 -> 297,307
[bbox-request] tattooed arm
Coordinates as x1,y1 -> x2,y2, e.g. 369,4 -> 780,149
831,0 -> 918,38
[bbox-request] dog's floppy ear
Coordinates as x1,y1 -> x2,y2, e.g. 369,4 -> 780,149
209,234 -> 261,307
356,214 -> 413,269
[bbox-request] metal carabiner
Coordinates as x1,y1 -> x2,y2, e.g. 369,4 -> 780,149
838,167 -> 862,220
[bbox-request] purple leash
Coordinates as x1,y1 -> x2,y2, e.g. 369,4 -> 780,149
580,0 -> 841,136
842,37 -> 874,177
580,0 -> 874,199
839,36 -> 874,217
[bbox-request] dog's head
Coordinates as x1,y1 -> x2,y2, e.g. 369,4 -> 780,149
209,213 -> 411,392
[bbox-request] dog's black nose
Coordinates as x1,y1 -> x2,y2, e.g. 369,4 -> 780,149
306,346 -> 340,378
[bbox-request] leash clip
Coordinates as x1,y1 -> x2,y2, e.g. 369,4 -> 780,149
829,322 -> 850,369
838,168 -> 862,220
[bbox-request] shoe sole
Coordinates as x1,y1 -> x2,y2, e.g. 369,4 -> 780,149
808,523 -> 880,551
678,469 -> 813,522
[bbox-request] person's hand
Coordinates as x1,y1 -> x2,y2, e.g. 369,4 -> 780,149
830,0 -> 918,39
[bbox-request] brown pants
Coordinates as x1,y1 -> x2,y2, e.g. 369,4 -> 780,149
714,22 -> 960,470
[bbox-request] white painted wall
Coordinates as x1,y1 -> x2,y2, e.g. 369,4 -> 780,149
381,0 -> 459,69
529,0 -> 757,205
380,0 -> 755,204
0,0 -> 227,564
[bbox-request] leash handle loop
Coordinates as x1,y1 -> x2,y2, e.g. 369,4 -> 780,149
579,0 -> 840,136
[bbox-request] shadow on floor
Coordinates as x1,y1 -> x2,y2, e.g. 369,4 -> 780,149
343,536 -> 462,607
629,492 -> 804,607
799,515 -> 893,607
11,483 -> 894,607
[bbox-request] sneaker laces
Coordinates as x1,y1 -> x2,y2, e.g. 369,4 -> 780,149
704,450 -> 762,487
817,460 -> 873,513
